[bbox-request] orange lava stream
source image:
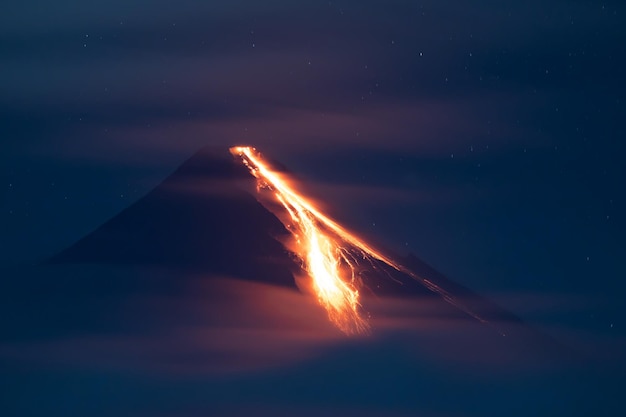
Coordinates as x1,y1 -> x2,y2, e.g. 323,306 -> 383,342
230,146 -> 490,334
230,146 -> 370,334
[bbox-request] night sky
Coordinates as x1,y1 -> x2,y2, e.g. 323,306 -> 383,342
2,1 -> 625,416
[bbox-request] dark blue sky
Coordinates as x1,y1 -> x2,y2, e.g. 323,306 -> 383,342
1,1 -> 625,416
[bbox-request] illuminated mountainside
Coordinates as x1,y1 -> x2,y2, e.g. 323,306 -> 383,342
50,146 -> 528,332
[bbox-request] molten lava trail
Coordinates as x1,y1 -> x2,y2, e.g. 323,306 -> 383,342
230,146 -> 488,334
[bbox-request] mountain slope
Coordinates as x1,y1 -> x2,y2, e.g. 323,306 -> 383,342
49,146 -> 547,333
49,147 -> 297,287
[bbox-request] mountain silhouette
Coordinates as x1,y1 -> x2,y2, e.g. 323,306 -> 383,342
49,147 -> 297,287
48,146 -> 546,333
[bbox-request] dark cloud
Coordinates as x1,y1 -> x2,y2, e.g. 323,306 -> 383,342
0,267 -> 344,374
3,0 -> 623,165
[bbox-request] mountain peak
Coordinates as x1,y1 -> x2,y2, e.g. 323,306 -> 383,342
49,147 -> 297,287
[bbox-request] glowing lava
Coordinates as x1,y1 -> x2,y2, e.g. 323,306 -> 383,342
230,146 -> 488,335
230,146 -> 369,334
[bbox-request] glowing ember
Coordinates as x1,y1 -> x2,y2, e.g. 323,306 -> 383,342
230,146 -> 488,335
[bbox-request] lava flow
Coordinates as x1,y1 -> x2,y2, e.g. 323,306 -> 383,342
230,146 -> 487,335
230,146 -> 370,334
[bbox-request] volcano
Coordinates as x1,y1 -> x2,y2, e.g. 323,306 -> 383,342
48,146 -> 530,333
